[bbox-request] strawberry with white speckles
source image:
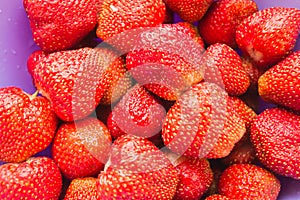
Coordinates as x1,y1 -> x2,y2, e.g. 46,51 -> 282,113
218,164 -> 280,200
0,157 -> 62,199
52,117 -> 112,180
23,0 -> 97,52
28,48 -> 120,122
202,43 -> 250,96
258,51 -> 300,112
236,7 -> 300,69
96,0 -> 166,40
162,82 -> 246,159
97,134 -> 179,199
126,22 -> 205,101
0,87 -> 57,163
251,108 -> 300,180
198,0 -> 258,48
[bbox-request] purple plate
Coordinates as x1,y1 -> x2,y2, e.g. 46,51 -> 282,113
0,0 -> 300,199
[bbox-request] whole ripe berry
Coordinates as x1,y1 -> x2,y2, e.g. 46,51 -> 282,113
28,48 -> 119,121
202,43 -> 250,96
198,0 -> 258,48
162,82 -> 246,159
126,22 -> 205,101
52,117 -> 112,180
96,0 -> 166,40
0,87 -> 57,163
258,51 -> 300,112
97,135 -> 179,199
0,157 -> 62,200
251,108 -> 300,180
218,164 -> 281,200
164,0 -> 213,23
236,7 -> 300,69
23,0 -> 97,52
64,177 -> 98,200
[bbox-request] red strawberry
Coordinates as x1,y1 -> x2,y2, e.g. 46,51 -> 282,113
198,0 -> 258,48
23,0 -> 97,52
64,177 -> 98,200
126,22 -> 205,100
258,51 -> 300,112
218,164 -> 281,200
107,84 -> 166,139
205,194 -> 230,200
251,108 -> 300,180
236,7 -> 300,69
164,0 -> 213,23
28,48 -> 118,121
96,0 -> 166,40
0,157 -> 62,199
52,117 -> 112,179
202,43 -> 250,96
0,87 -> 57,163
97,134 -> 179,199
162,82 -> 246,159
172,156 -> 213,200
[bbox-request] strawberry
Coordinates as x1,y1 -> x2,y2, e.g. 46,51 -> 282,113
162,82 -> 246,159
23,0 -> 97,52
198,0 -> 258,48
218,164 -> 281,200
126,22 -> 205,100
52,117 -> 112,180
96,0 -> 166,40
107,84 -> 166,139
163,0 -> 213,23
28,47 -> 119,121
202,43 -> 250,96
64,177 -> 98,200
0,87 -> 57,163
250,108 -> 300,180
236,7 -> 300,69
97,134 -> 179,199
258,51 -> 300,112
205,194 -> 230,200
172,156 -> 213,200
0,157 -> 62,199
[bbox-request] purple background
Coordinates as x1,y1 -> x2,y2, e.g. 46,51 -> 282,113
0,0 -> 300,199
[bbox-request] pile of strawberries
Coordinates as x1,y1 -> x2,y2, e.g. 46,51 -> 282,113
0,0 -> 299,199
